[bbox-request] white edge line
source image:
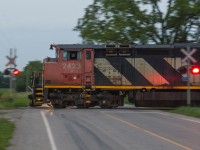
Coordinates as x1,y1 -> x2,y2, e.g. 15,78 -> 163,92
102,111 -> 200,124
137,112 -> 200,124
40,111 -> 58,150
175,117 -> 200,124
140,112 -> 200,124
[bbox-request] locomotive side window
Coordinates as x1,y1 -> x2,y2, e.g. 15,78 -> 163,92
63,51 -> 67,60
86,51 -> 91,60
77,51 -> 81,60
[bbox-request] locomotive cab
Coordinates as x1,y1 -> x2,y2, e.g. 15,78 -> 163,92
43,45 -> 95,108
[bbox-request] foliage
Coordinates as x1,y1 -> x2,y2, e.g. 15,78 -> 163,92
0,89 -> 29,109
0,118 -> 15,150
74,0 -> 200,44
16,61 -> 42,92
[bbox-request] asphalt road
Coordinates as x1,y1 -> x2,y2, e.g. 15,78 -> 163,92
6,106 -> 200,150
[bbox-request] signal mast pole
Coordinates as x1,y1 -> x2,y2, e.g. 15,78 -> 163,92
186,46 -> 191,106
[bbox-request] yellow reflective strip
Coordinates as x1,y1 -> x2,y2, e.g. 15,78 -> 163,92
172,86 -> 200,90
44,85 -> 83,89
44,85 -> 200,90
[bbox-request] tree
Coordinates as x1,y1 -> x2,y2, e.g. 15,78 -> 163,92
16,61 -> 43,92
74,0 -> 200,44
0,71 -> 9,88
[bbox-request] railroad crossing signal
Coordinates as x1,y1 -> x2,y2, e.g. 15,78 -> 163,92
4,68 -> 20,76
180,46 -> 198,106
181,48 -> 197,64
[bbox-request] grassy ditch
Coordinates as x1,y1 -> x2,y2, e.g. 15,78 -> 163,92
0,89 -> 29,109
0,118 -> 15,150
167,106 -> 200,118
0,89 -> 28,149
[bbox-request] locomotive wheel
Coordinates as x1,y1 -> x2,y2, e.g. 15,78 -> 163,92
99,99 -> 113,109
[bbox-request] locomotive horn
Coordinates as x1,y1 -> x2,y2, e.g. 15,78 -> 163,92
50,44 -> 53,50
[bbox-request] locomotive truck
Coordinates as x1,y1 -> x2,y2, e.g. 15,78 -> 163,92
28,43 -> 200,108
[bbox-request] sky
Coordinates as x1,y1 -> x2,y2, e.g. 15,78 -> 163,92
0,0 -> 93,72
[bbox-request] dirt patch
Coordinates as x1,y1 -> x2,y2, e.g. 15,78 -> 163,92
0,108 -> 27,123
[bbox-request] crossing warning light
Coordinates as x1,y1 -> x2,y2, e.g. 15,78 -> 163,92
4,69 -> 10,75
177,66 -> 187,74
190,66 -> 200,74
13,69 -> 20,76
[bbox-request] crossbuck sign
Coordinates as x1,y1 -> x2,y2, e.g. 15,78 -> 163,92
6,55 -> 17,67
5,48 -> 17,67
181,48 -> 197,64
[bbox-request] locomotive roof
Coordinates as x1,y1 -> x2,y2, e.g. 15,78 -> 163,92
52,43 -> 200,50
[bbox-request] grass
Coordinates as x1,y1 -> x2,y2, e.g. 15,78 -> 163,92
0,89 -> 28,149
167,106 -> 200,118
0,118 -> 15,150
123,95 -> 200,118
0,89 -> 29,109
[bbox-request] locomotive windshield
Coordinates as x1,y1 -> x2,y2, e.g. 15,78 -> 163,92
62,50 -> 81,60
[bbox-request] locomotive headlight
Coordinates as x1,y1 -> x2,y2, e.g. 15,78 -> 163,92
73,76 -> 77,80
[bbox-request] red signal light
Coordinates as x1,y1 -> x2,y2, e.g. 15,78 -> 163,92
190,66 -> 200,74
13,69 -> 20,76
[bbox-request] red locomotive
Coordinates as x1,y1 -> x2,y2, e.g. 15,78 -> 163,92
29,43 -> 200,108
